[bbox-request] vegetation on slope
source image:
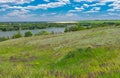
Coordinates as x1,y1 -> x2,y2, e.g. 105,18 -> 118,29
0,27 -> 120,78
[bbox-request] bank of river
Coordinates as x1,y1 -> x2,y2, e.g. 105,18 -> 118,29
0,28 -> 65,37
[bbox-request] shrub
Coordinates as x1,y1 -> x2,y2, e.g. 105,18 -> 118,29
24,31 -> 33,37
40,30 -> 49,35
35,30 -> 49,36
65,26 -> 85,32
0,37 -> 9,42
12,32 -> 22,39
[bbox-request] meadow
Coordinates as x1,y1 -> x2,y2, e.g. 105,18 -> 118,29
0,26 -> 120,78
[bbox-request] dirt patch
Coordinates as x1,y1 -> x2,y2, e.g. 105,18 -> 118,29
9,55 -> 37,62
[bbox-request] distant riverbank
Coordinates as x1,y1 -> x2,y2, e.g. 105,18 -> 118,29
0,27 -> 65,37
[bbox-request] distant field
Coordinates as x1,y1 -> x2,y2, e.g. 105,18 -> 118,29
78,20 -> 120,23
0,26 -> 120,78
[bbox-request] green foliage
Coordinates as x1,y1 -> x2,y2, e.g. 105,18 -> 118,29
65,26 -> 85,32
0,36 -> 9,42
24,31 -> 33,37
35,30 -> 49,36
12,32 -> 22,39
0,22 -> 68,31
41,30 -> 49,35
0,27 -> 120,78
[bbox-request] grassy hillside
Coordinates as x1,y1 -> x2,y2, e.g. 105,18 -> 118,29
0,27 -> 120,78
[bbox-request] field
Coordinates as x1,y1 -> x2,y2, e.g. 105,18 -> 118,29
0,26 -> 120,78
78,20 -> 120,23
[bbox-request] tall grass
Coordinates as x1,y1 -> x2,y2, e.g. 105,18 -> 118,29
0,27 -> 120,78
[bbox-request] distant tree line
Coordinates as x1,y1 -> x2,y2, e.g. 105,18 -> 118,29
0,22 -> 72,31
0,21 -> 120,32
64,21 -> 120,32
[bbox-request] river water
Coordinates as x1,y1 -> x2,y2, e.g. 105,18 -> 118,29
0,28 -> 65,37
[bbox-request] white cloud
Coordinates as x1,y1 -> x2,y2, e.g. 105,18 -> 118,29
69,6 -> 84,12
100,0 -> 118,3
85,7 -> 101,13
40,12 -> 57,17
107,9 -> 115,12
1,0 -> 120,21
90,2 -> 106,7
108,1 -> 120,11
0,0 -> 34,4
108,13 -> 117,15
6,9 -> 35,18
74,0 -> 94,2
108,12 -> 120,16
1,0 -> 70,10
74,0 -> 119,3
58,0 -> 70,3
74,0 -> 120,10
26,1 -> 69,10
83,4 -> 89,8
66,13 -> 77,17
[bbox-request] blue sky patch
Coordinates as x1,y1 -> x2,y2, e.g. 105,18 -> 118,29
0,0 -> 120,21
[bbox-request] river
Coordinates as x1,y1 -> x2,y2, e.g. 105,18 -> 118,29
0,27 -> 65,37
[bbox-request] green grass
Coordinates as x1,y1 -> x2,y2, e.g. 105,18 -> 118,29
78,20 -> 120,23
0,27 -> 120,78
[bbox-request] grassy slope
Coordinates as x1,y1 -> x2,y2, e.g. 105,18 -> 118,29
0,27 -> 120,78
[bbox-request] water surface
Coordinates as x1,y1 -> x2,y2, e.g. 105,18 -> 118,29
0,28 -> 65,37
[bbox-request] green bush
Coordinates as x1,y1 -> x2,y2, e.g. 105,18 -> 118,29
12,32 -> 22,39
0,37 -> 9,42
40,30 -> 49,35
35,30 -> 49,36
24,31 -> 33,37
65,26 -> 85,32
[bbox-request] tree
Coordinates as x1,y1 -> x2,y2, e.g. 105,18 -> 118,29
24,31 -> 33,37
12,32 -> 22,39
64,26 -> 85,32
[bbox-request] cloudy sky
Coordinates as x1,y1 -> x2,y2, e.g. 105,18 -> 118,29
0,0 -> 120,21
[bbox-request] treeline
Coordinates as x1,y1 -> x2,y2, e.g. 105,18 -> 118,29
64,21 -> 120,32
0,22 -> 72,31
1,21 -> 120,32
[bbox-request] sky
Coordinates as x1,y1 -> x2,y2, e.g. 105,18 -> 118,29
0,0 -> 120,21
